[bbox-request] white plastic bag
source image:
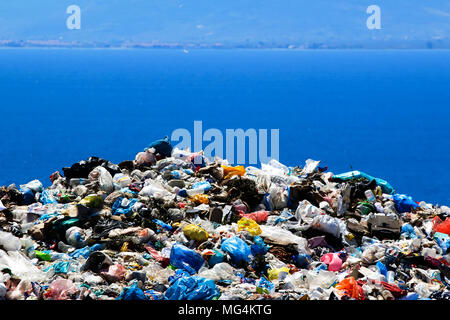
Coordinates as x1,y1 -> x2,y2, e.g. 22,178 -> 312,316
0,249 -> 48,282
260,225 -> 308,253
295,200 -> 324,224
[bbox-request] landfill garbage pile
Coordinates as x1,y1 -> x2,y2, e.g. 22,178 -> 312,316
0,136 -> 449,301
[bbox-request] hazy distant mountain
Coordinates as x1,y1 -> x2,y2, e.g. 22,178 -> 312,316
0,0 -> 449,48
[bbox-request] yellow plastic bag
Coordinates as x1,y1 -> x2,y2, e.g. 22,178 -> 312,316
237,217 -> 262,235
268,267 -> 290,280
222,165 -> 246,179
183,224 -> 210,242
79,195 -> 104,208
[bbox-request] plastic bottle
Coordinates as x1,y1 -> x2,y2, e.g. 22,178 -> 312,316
186,181 -> 211,197
21,237 -> 36,258
386,270 -> 396,284
365,190 -> 376,202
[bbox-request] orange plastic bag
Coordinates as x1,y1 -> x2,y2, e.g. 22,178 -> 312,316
222,165 -> 246,179
432,216 -> 450,235
335,277 -> 365,300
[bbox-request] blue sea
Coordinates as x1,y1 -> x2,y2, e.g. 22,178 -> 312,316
0,48 -> 449,205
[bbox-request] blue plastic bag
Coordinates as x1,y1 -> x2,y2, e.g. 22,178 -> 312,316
40,190 -> 58,204
111,197 -> 138,217
116,282 -> 148,300
295,253 -> 312,269
207,250 -> 225,267
20,187 -> 35,205
221,236 -> 251,264
44,261 -> 70,274
401,223 -> 417,238
170,244 -> 204,274
70,244 -> 102,259
256,277 -> 275,294
251,236 -> 269,256
393,194 -> 419,213
165,276 -> 220,300
153,219 -> 173,231
169,269 -> 190,284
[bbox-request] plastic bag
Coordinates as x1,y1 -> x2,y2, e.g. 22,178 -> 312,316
183,224 -> 210,242
0,231 -> 22,251
111,197 -> 138,216
267,185 -> 288,210
310,214 -> 348,238
320,252 -> 343,272
222,165 -> 246,179
239,210 -> 268,223
139,180 -> 172,199
20,187 -> 35,205
0,249 -> 48,282
19,180 -> 44,193
295,200 -> 324,224
165,276 -> 220,300
65,226 -> 86,248
117,282 -> 148,300
335,277 -> 365,300
251,236 -> 269,256
46,278 -> 78,300
100,264 -> 127,282
302,159 -> 321,174
268,267 -> 290,281
198,262 -> 239,282
135,150 -> 156,166
40,190 -> 58,205
393,194 -> 419,213
221,236 -> 251,264
79,195 -> 104,209
89,166 -> 114,194
306,270 -> 337,289
432,217 -> 450,235
237,217 -> 262,236
260,225 -> 308,252
256,277 -> 275,294
203,249 -> 225,267
170,244 -> 204,274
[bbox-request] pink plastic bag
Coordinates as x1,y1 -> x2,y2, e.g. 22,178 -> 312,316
320,253 -> 343,272
101,264 -> 127,282
46,278 -> 78,300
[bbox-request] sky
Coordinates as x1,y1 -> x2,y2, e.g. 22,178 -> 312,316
0,0 -> 449,47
